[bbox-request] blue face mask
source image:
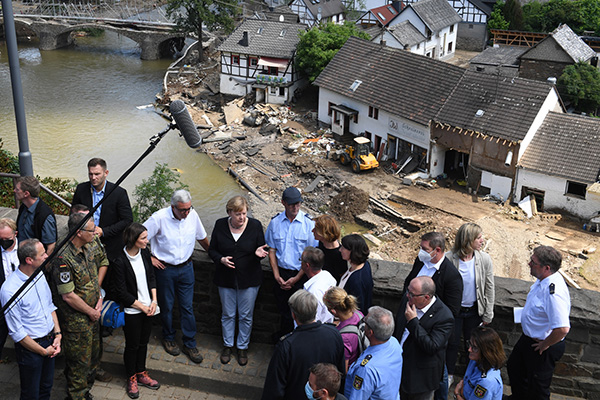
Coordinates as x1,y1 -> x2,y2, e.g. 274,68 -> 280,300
305,381 -> 322,399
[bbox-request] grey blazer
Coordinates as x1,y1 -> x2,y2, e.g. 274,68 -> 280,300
446,250 -> 495,323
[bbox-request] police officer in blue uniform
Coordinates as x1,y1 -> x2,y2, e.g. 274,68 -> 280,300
507,246 -> 571,400
265,187 -> 318,337
345,306 -> 403,400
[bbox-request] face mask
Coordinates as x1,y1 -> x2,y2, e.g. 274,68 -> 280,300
0,238 -> 14,251
304,382 -> 322,400
418,248 -> 434,263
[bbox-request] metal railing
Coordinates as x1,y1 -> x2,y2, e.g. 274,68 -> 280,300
0,172 -> 72,210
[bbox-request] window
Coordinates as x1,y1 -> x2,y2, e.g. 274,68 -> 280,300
417,43 -> 420,49
353,114 -> 358,123
328,102 -> 334,116
270,86 -> 278,95
279,87 -> 285,96
334,111 -> 341,125
469,24 -> 474,29
268,66 -> 278,75
231,55 -> 240,65
368,106 -> 379,120
448,42 -> 453,53
249,57 -> 258,67
566,181 -> 587,198
426,29 -> 432,40
450,24 -> 454,33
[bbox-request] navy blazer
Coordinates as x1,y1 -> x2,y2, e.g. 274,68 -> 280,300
403,256 -> 463,317
110,248 -> 156,308
73,181 -> 133,261
394,296 -> 454,394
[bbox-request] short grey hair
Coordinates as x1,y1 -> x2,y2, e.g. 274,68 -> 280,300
288,289 -> 318,324
365,306 -> 395,342
18,239 -> 41,265
171,189 -> 192,206
302,246 -> 324,271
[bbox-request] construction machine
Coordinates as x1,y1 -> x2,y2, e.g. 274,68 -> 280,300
339,137 -> 379,173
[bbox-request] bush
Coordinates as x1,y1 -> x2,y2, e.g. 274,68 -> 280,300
132,162 -> 189,222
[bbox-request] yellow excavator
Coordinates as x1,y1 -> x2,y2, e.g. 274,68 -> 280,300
339,137 -> 379,173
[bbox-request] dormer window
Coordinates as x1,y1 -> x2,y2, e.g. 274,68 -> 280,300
257,27 -> 263,34
350,80 -> 362,92
280,29 -> 287,37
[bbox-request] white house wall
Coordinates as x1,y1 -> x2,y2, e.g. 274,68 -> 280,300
318,87 -> 431,151
516,169 -> 600,219
481,170 -> 512,201
518,88 -> 563,161
379,31 -> 425,54
390,11 -> 457,60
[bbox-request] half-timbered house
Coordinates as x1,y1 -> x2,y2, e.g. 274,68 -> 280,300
289,0 -> 345,27
217,19 -> 306,105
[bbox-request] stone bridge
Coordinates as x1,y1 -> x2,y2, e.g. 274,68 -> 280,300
9,18 -> 185,60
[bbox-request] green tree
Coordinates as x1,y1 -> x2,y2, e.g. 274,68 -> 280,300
487,2 -> 509,33
296,21 -> 370,83
522,1 -> 544,32
132,163 -> 189,222
166,0 -> 239,62
558,61 -> 600,114
504,0 -> 524,30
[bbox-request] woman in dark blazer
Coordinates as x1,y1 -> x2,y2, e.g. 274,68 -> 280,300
338,234 -> 373,312
112,222 -> 160,399
208,196 -> 268,366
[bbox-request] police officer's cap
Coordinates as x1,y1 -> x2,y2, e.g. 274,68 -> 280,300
282,187 -> 303,204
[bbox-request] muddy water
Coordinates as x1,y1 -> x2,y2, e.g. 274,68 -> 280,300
0,31 -> 241,228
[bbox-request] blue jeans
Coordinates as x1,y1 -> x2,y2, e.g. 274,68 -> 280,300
218,286 -> 260,349
15,336 -> 55,400
156,261 -> 197,348
433,365 -> 449,400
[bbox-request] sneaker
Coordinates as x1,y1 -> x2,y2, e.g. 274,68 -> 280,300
162,339 -> 180,356
237,349 -> 248,366
136,371 -> 160,390
220,347 -> 232,364
448,374 -> 454,388
126,375 -> 139,399
95,368 -> 113,382
182,346 -> 203,364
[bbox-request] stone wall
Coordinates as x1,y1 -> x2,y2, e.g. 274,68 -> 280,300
190,251 -> 600,398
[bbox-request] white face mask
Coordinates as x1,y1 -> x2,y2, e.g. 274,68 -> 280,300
418,248 -> 435,263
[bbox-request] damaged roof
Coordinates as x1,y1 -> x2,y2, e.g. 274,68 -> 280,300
313,36 -> 465,126
435,70 -> 556,142
519,112 -> 600,183
470,46 -> 527,67
408,0 -> 462,32
387,20 -> 426,46
217,18 -> 306,58
520,24 -> 596,63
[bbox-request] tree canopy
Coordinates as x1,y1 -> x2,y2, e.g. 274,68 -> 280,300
519,0 -> 600,34
558,62 -> 600,115
488,1 -> 509,32
166,0 -> 239,61
296,22 -> 370,83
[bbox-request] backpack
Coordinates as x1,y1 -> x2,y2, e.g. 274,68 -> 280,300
339,316 -> 370,354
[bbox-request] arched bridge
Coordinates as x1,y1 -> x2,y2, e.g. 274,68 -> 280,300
9,16 -> 185,60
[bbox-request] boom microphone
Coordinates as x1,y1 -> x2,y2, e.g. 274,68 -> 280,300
169,100 -> 202,148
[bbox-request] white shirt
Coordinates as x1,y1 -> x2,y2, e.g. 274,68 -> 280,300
522,272 -> 570,341
304,270 -> 336,324
1,239 -> 19,282
144,207 -> 207,265
417,257 -> 444,277
338,263 -> 353,289
401,296 -> 437,347
459,258 -> 477,307
123,249 -> 152,315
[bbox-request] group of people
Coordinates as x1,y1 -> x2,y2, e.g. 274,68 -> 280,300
0,165 -> 572,400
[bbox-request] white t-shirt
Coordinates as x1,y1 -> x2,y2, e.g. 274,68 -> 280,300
123,249 -> 152,315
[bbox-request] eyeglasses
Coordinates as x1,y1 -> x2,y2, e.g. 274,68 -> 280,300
467,340 -> 479,352
175,205 -> 193,213
80,226 -> 96,233
406,291 -> 427,298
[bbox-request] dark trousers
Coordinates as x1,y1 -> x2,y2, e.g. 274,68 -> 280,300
273,268 -> 305,335
15,336 -> 55,400
123,312 -> 153,377
401,389 -> 434,400
0,319 -> 8,359
507,334 -> 565,400
446,307 -> 481,374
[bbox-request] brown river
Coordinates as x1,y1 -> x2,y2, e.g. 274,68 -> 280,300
0,31 -> 242,229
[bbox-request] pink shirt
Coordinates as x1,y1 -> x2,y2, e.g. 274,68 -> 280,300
337,311 -> 363,366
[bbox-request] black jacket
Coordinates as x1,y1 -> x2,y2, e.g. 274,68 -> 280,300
403,256 -> 463,317
394,296 -> 454,394
73,181 -> 133,261
110,248 -> 156,308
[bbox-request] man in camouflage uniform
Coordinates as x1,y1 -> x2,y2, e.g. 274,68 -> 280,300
50,213 -> 102,400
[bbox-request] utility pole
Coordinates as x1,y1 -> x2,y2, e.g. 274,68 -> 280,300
1,0 -> 34,176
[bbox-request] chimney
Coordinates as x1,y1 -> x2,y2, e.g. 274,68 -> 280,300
380,39 -> 386,47
238,31 -> 249,47
391,0 -> 403,12
547,77 -> 557,85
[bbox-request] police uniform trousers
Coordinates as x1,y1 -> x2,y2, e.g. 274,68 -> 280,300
507,334 -> 565,400
63,321 -> 101,400
273,268 -> 306,336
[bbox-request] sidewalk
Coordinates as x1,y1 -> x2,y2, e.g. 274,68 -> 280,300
0,326 -> 274,399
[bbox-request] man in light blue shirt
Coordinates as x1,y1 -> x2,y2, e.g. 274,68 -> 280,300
0,239 -> 61,400
265,187 -> 318,338
345,306 -> 403,400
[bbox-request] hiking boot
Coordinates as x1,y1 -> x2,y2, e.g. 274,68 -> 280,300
126,375 -> 139,399
220,347 -> 232,364
237,349 -> 248,366
95,368 -> 113,382
182,346 -> 203,364
162,339 -> 180,356
136,371 -> 160,390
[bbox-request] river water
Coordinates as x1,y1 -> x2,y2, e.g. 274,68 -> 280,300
0,31 -> 242,228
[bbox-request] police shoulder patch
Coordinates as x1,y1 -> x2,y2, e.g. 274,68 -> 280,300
474,384 -> 487,398
549,283 -> 555,294
360,354 -> 372,366
59,266 -> 71,284
353,375 -> 363,390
